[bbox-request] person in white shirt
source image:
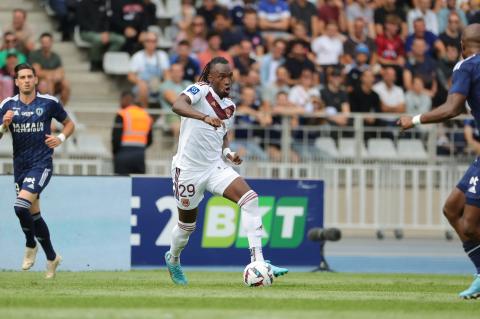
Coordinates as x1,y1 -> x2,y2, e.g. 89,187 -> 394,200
288,68 -> 321,113
407,0 -> 439,34
164,57 -> 288,285
373,66 -> 406,113
311,22 -> 344,66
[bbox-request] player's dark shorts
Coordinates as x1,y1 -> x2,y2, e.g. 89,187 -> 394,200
14,167 -> 53,196
457,158 -> 480,207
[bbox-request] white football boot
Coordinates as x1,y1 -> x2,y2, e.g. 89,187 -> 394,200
45,255 -> 62,279
22,245 -> 39,270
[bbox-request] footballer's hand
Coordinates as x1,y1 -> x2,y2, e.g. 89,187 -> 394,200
227,152 -> 243,165
45,134 -> 62,148
3,110 -> 14,126
203,116 -> 225,129
397,116 -> 414,131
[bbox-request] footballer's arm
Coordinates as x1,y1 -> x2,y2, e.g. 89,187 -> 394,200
45,117 -> 75,149
0,110 -> 14,140
222,133 -> 242,165
172,94 -> 224,128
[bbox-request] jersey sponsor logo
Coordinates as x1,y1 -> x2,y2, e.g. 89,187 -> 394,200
21,111 -> 34,117
35,108 -> 43,116
187,86 -> 200,95
12,122 -> 45,133
469,176 -> 479,194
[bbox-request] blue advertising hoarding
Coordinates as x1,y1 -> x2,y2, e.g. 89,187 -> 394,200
131,177 -> 324,266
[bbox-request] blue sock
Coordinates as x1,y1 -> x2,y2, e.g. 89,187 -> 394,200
463,240 -> 480,274
32,213 -> 56,261
14,198 -> 36,248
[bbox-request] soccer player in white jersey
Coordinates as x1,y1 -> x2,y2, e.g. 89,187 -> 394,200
164,57 -> 288,285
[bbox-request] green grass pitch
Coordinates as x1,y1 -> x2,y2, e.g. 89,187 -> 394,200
0,271 -> 478,319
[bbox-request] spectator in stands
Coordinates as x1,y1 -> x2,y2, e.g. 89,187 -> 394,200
288,68 -> 321,114
260,38 -> 286,85
375,15 -> 405,67
344,17 -> 377,65
213,9 -> 243,54
466,0 -> 480,24
48,0 -> 76,42
315,0 -> 347,36
0,32 -> 26,68
374,0 -> 407,39
234,39 -> 257,78
175,15 -> 208,54
77,0 -> 126,72
405,18 -> 446,58
239,8 -> 265,56
197,0 -> 223,29
110,0 -> 152,55
230,68 -> 262,106
0,53 -> 17,100
291,21 -> 311,43
3,8 -> 35,54
403,38 -> 438,97
312,22 -> 345,67
436,44 -> 459,93
158,63 -> 192,140
405,76 -> 432,115
346,0 -> 375,38
258,0 -> 291,43
464,119 -> 480,155
172,0 -> 197,38
262,65 -> 290,110
321,67 -> 351,128
345,44 -> 371,92
196,31 -> 233,69
29,33 -> 71,105
289,0 -> 317,36
283,39 -> 316,84
439,12 -> 463,52
435,0 -> 468,33
373,66 -> 406,114
170,40 -> 200,83
111,91 -> 153,175
407,0 -> 439,34
348,69 -> 383,140
128,31 -> 170,108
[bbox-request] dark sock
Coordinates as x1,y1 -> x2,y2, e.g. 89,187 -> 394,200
32,213 -> 56,261
463,240 -> 480,274
14,198 -> 36,248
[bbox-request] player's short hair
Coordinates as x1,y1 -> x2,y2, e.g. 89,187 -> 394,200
14,63 -> 36,78
199,57 -> 229,83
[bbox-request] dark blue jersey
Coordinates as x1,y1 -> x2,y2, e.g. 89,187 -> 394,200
0,92 -> 67,171
449,54 -> 480,129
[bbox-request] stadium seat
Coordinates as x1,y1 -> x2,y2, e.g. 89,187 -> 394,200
366,138 -> 397,159
338,138 -> 367,158
0,133 -> 13,157
68,133 -> 110,159
103,52 -> 131,75
314,137 -> 339,158
397,139 -> 428,160
73,25 -> 91,48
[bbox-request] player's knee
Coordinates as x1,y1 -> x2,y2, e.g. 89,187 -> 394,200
14,197 -> 32,214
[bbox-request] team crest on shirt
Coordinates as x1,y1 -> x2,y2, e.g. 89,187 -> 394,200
35,108 -> 43,116
187,86 -> 200,95
181,198 -> 190,208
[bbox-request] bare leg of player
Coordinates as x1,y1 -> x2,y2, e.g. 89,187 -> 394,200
443,188 -> 468,241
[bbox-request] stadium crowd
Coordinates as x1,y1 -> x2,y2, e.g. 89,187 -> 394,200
1,0 -> 480,161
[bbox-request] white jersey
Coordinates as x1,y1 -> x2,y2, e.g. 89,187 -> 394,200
172,82 -> 236,171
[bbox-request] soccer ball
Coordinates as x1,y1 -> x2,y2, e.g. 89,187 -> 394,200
243,261 -> 274,287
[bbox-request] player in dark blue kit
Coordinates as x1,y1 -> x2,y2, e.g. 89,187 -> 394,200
398,24 -> 480,299
0,64 -> 75,279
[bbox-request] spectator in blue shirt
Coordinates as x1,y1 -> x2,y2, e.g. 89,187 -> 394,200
405,18 -> 445,58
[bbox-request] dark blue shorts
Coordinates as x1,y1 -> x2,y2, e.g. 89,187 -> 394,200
457,159 -> 480,207
14,167 -> 52,196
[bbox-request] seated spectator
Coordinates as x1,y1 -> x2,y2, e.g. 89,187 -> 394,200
240,8 -> 265,56
175,15 -> 208,55
403,38 -> 438,97
374,0 -> 407,39
289,0 -> 317,36
315,0 -> 347,36
29,33 -> 70,105
348,69 -> 383,140
0,32 -> 26,68
346,0 -> 375,38
260,38 -> 286,85
436,45 -> 459,94
375,15 -> 405,67
283,39 -> 316,84
213,9 -> 244,54
172,0 -> 197,38
466,0 -> 480,24
291,21 -> 311,44
0,53 -> 17,100
233,39 -> 257,77
197,0 -> 223,29
288,68 -> 321,114
464,119 -> 480,156
258,0 -> 291,35
3,8 -> 35,54
344,17 -> 377,66
197,31 -> 233,70
345,44 -> 371,92
77,0 -> 126,72
435,0 -> 468,33
262,66 -> 290,110
373,66 -> 406,113
405,18 -> 446,58
321,67 -> 350,127
407,0 -> 439,35
439,12 -> 463,52
128,31 -> 170,108
158,64 -> 192,140
170,40 -> 200,83
230,69 -> 262,106
405,76 -> 432,115
48,0 -> 76,42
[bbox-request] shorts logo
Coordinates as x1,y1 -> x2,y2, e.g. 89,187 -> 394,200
469,176 -> 478,194
23,177 -> 36,190
35,108 -> 43,116
181,198 -> 190,208
187,86 -> 200,95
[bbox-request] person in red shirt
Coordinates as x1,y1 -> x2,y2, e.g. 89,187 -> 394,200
315,0 -> 347,36
375,14 -> 405,67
